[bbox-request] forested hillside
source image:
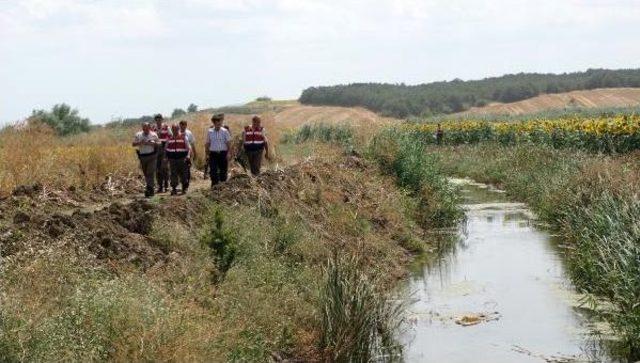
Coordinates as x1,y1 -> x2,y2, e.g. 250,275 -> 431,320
299,68 -> 640,118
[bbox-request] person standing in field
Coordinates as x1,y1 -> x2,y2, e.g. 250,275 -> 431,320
152,114 -> 172,193
132,122 -> 159,198
242,115 -> 270,176
179,120 -> 196,184
205,114 -> 232,186
436,123 -> 444,145
203,113 -> 225,179
165,124 -> 191,195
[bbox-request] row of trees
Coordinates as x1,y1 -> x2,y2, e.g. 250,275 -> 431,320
106,103 -> 199,129
28,103 -> 202,135
299,68 -> 640,118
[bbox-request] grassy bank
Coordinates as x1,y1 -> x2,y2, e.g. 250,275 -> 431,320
428,143 -> 640,357
0,148 -> 458,361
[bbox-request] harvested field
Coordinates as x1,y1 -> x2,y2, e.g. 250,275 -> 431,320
458,88 -> 640,116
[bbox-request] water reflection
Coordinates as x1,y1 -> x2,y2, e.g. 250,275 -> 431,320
401,182 -> 623,363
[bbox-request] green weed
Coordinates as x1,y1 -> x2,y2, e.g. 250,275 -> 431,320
319,254 -> 403,362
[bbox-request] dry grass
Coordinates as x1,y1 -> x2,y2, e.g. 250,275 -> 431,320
0,124 -> 138,196
0,110 -> 287,197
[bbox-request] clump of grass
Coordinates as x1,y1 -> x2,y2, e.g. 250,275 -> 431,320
282,123 -> 355,149
0,248 -> 219,362
320,254 -> 403,362
367,128 -> 463,228
560,190 -> 640,357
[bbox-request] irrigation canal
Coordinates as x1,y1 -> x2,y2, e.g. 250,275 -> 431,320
401,180 -> 618,362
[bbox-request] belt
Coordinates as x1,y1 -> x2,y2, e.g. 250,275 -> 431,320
137,150 -> 157,157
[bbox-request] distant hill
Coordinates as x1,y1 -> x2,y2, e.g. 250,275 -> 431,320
299,68 -> 640,118
455,88 -> 640,116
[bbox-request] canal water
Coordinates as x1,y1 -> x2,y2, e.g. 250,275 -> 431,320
401,180 -> 617,362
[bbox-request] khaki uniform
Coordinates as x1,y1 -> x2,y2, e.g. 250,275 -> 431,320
139,153 -> 157,191
133,131 -> 159,195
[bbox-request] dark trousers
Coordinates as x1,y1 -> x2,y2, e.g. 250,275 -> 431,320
209,151 -> 228,185
185,158 -> 192,183
156,147 -> 169,189
246,149 -> 263,176
169,158 -> 189,190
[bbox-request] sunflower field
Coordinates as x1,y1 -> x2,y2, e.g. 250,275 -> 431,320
404,115 -> 640,153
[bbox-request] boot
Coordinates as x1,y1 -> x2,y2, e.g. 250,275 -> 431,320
170,188 -> 178,196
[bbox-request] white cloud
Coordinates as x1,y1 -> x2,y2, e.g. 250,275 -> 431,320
0,0 -> 165,40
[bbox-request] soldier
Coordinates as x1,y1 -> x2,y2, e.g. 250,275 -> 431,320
205,114 -> 232,186
179,120 -> 196,184
132,122 -> 159,197
165,124 -> 191,195
241,115 -> 270,176
152,114 -> 171,193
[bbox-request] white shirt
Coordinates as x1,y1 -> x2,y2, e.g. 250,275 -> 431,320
134,131 -> 159,155
183,129 -> 195,145
206,127 -> 231,151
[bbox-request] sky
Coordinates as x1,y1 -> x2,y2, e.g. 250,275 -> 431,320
1,0 -> 639,124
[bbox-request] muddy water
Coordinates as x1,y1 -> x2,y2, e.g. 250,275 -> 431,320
401,180 -> 617,363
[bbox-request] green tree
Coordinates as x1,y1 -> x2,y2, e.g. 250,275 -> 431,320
30,103 -> 90,136
171,108 -> 187,118
187,103 -> 198,113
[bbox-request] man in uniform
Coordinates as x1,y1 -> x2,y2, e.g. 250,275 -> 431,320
205,114 -> 232,186
165,124 -> 191,195
132,122 -> 159,197
241,115 -> 269,176
152,114 -> 171,193
179,120 -> 196,184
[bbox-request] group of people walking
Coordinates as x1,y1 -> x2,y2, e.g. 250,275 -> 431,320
132,113 -> 269,197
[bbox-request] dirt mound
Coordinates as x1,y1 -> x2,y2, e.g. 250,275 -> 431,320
457,88 -> 640,116
1,155 -> 411,277
1,198 -> 167,269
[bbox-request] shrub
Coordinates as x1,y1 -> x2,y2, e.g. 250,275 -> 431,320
29,103 -> 90,136
201,209 -> 238,282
